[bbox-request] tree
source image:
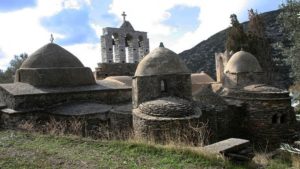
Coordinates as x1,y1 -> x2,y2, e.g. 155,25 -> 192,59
278,0 -> 300,82
225,14 -> 248,52
0,53 -> 28,83
247,9 -> 274,80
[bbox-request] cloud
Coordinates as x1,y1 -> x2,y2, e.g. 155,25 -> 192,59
163,5 -> 200,37
0,0 -> 37,12
41,7 -> 98,45
64,43 -> 100,69
0,0 -> 284,71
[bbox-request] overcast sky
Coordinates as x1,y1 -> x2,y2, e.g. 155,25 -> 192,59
0,0 -> 284,70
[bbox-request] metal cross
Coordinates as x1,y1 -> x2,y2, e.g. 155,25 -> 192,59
50,34 -> 54,43
122,11 -> 127,22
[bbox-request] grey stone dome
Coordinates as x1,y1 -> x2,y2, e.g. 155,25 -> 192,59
138,97 -> 194,117
15,43 -> 95,87
224,51 -> 262,73
21,43 -> 84,68
135,46 -> 190,76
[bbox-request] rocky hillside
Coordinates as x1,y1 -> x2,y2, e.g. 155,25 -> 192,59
179,9 -> 291,86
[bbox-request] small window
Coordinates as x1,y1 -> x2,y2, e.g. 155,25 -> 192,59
122,61 -> 125,63
272,114 -> 278,124
272,113 -> 287,124
109,48 -> 112,51
109,60 -> 112,63
160,80 -> 167,93
280,114 -> 287,123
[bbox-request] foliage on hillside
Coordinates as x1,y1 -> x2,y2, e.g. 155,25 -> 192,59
179,9 -> 292,87
278,0 -> 300,82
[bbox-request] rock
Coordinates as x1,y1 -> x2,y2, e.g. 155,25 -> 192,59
202,138 -> 250,154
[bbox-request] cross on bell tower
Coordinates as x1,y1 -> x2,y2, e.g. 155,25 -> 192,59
122,11 -> 127,22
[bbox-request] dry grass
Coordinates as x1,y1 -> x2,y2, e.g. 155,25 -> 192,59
253,152 -> 272,167
16,117 -> 212,152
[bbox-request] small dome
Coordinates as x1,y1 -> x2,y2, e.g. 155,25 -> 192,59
135,45 -> 190,76
224,51 -> 262,73
104,76 -> 132,86
191,72 -> 215,84
138,97 -> 194,117
21,43 -> 84,68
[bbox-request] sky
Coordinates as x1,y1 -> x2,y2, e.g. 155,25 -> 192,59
0,0 -> 285,70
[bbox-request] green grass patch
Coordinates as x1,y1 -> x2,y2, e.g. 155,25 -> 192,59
0,130 -> 292,169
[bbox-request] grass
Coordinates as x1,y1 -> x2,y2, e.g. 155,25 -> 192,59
0,130 -> 293,169
0,129 -> 242,169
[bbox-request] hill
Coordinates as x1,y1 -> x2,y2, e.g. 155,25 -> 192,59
179,9 -> 291,86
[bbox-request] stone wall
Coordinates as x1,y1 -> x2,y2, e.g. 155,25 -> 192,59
133,108 -> 202,144
3,89 -> 131,111
132,74 -> 191,108
16,67 -> 95,87
223,91 -> 297,149
95,63 -> 137,79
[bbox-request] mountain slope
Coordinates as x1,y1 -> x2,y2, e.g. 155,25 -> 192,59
179,9 -> 291,86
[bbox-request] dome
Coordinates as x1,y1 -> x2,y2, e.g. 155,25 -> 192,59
138,97 -> 194,117
135,45 -> 190,76
104,76 -> 132,86
191,72 -> 215,84
21,43 -> 84,68
15,43 -> 95,87
224,51 -> 262,73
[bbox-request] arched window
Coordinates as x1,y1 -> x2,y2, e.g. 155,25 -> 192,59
112,33 -> 119,62
160,80 -> 167,93
272,113 -> 287,124
125,34 -> 132,62
272,114 -> 278,124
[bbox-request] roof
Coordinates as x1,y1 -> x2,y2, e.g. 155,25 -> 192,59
138,97 -> 194,117
135,45 -> 190,76
224,51 -> 262,73
243,84 -> 286,93
0,80 -> 131,96
104,76 -> 132,86
191,72 -> 215,84
21,43 -> 84,68
120,21 -> 135,31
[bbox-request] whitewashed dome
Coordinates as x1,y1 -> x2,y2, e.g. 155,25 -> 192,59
224,51 -> 262,73
135,43 -> 190,76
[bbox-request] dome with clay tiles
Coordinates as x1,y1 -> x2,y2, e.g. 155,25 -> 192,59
135,43 -> 190,76
224,51 -> 262,73
21,43 -> 84,68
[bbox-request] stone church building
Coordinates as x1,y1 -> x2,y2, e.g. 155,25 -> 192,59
0,13 -> 298,148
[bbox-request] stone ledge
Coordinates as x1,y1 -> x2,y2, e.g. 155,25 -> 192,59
202,138 -> 250,154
